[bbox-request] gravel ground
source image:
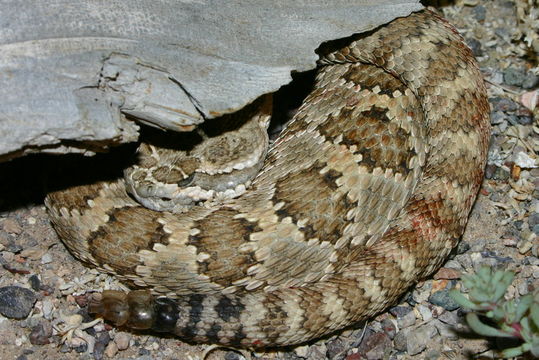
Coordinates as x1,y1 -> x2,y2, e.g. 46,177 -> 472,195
0,1 -> 537,359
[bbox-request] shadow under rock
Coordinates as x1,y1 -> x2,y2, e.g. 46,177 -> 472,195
0,144 -> 137,213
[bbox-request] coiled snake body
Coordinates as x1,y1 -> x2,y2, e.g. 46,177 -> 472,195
46,10 -> 490,348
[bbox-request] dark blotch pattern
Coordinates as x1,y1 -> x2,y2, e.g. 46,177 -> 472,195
88,206 -> 170,273
187,209 -> 260,287
272,162 -> 356,244
215,296 -> 245,322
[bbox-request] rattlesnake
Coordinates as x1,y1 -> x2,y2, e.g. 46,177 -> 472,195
45,10 -> 490,348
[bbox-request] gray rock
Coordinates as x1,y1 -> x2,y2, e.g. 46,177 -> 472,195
469,238 -> 490,252
490,111 -> 506,125
0,286 -> 36,319
492,167 -> 510,181
466,38 -> 483,57
491,97 -> 518,112
494,27 -> 510,42
417,304 -> 433,321
503,67 -> 527,87
428,289 -> 460,311
358,331 -> 392,360
397,309 -> 417,328
523,73 -> 539,89
29,320 -> 53,345
437,310 -> 460,326
381,318 -> 397,339
389,305 -> 412,318
432,319 -> 458,340
528,212 -> 539,228
393,329 -> 409,352
472,5 -> 486,21
406,324 -> 438,355
28,275 -> 41,292
516,114 -> 534,125
0,0 -> 423,161
456,241 -> 471,254
93,332 -> 111,360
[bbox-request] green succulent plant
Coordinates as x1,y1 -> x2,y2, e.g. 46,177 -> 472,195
450,266 -> 539,358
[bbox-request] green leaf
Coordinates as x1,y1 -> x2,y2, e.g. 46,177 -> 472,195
449,289 -> 478,310
501,344 -> 526,358
469,288 -> 492,303
493,272 -> 514,301
491,269 -> 504,284
530,299 -> 539,328
531,342 -> 539,357
514,295 -> 533,322
466,313 -> 514,338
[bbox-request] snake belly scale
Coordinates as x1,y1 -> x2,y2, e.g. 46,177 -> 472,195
45,10 -> 490,348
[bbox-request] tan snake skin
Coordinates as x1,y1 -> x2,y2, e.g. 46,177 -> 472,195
45,10 -> 490,348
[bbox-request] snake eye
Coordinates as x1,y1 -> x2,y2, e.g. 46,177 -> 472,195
177,173 -> 195,187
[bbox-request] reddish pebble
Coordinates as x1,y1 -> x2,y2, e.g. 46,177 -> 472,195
433,267 -> 461,280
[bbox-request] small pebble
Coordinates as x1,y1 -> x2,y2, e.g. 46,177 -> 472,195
432,319 -> 458,341
41,299 -> 54,319
345,353 -> 362,360
491,97 -> 518,112
104,342 -> 118,358
472,5 -> 486,21
456,241 -> 471,255
494,27 -> 510,42
2,251 -> 14,263
492,167 -> 510,181
437,310 -> 460,326
416,304 -> 433,322
523,73 -> 539,89
424,349 -> 442,360
489,71 -> 504,84
490,111 -> 505,125
528,212 -> 539,228
28,275 -> 41,291
503,238 -> 519,247
138,348 -> 151,356
517,279 -> 530,295
466,38 -> 483,56
114,332 -> 131,351
40,253 -> 53,265
389,305 -> 412,318
2,218 -> 22,234
433,267 -> 461,280
29,321 -> 52,345
380,318 -> 397,339
396,309 -> 416,328
393,329 -> 409,352
72,339 -> 88,354
0,286 -> 36,319
358,332 -> 391,360
406,324 -> 438,355
326,338 -> 347,359
518,241 -> 533,254
503,67 -> 526,87
93,332 -> 111,360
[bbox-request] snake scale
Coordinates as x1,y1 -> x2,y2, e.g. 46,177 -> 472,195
45,10 -> 490,348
